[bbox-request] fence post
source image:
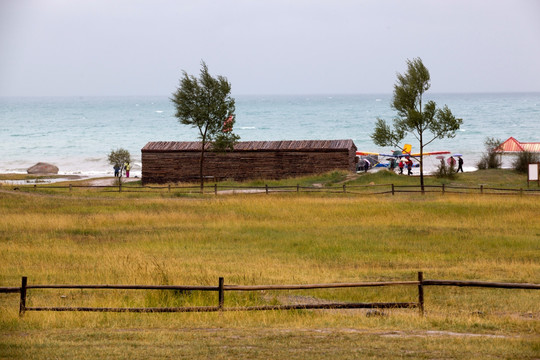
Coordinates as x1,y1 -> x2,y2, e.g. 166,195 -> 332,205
119,182 -> 122,193
480,185 -> 483,194
218,277 -> 224,310
168,184 -> 171,193
296,184 -> 299,193
19,276 -> 27,316
69,184 -> 72,192
343,184 -> 346,193
265,184 -> 268,195
391,184 -> 395,196
418,272 -> 424,316
442,184 -> 445,195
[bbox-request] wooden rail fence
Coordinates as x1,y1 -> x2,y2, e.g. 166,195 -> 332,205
4,182 -> 540,196
1,272 -> 538,317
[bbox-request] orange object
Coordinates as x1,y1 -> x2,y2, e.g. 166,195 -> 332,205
402,144 -> 412,154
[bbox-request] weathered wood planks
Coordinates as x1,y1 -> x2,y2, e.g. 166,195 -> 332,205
142,140 -> 358,184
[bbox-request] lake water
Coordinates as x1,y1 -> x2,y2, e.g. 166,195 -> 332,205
1,93 -> 539,177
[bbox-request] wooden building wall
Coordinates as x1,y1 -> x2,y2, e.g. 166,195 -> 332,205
142,141 -> 357,184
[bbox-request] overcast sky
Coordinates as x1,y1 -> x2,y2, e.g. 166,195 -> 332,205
1,0 -> 539,97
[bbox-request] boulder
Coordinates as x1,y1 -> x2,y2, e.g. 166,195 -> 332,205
27,162 -> 59,174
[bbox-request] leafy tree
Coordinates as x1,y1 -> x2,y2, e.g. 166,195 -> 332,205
371,58 -> 463,191
107,148 -> 131,169
107,148 -> 131,184
171,61 -> 239,190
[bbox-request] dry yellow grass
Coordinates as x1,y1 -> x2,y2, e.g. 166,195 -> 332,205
0,188 -> 538,359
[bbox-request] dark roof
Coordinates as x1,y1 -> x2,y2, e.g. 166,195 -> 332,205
142,140 -> 356,152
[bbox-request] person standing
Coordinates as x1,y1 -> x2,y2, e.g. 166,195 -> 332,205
407,158 -> 413,176
124,162 -> 131,178
389,158 -> 396,171
457,157 -> 464,172
364,159 -> 370,173
113,164 -> 120,177
398,160 -> 404,175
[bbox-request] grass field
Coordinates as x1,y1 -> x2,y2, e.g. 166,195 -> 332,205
0,169 -> 539,359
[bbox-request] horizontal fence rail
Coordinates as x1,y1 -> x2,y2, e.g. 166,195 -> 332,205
3,182 -> 539,196
23,303 -> 420,314
222,281 -> 419,291
0,287 -> 21,293
24,284 -> 218,291
1,272 -> 538,317
422,280 -> 540,289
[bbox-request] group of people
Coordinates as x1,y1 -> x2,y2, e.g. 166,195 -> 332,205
113,162 -> 131,177
396,158 -> 414,175
360,155 -> 464,175
447,156 -> 464,172
390,155 -> 464,175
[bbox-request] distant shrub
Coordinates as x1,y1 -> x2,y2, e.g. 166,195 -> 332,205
477,137 -> 502,170
476,159 -> 486,170
512,151 -> 540,173
107,148 -> 131,167
434,159 -> 457,179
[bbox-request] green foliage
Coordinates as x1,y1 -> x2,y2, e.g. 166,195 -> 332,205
477,137 -> 502,170
171,61 -> 239,189
371,58 -> 463,189
171,61 -> 239,151
107,148 -> 131,166
512,150 -> 540,173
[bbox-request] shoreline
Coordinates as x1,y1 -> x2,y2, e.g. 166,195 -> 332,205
0,173 -> 141,185
0,164 -> 483,186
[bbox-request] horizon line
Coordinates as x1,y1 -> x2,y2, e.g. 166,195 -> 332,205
1,90 -> 540,99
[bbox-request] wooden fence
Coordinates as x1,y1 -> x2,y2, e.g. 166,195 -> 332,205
1,272 -> 538,317
5,182 -> 540,196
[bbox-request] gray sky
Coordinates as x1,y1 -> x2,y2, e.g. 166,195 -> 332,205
1,0 -> 539,96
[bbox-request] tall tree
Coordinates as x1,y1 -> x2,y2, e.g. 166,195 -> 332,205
371,58 -> 463,191
171,61 -> 239,191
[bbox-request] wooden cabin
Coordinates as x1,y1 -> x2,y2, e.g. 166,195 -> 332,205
141,139 -> 357,184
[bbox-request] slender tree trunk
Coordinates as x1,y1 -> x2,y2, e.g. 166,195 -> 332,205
199,140 -> 205,193
420,135 -> 425,193
417,94 -> 424,193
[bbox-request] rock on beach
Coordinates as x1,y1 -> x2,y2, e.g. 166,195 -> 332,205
27,162 -> 59,174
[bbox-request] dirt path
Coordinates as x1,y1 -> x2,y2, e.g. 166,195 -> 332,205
87,177 -> 140,186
